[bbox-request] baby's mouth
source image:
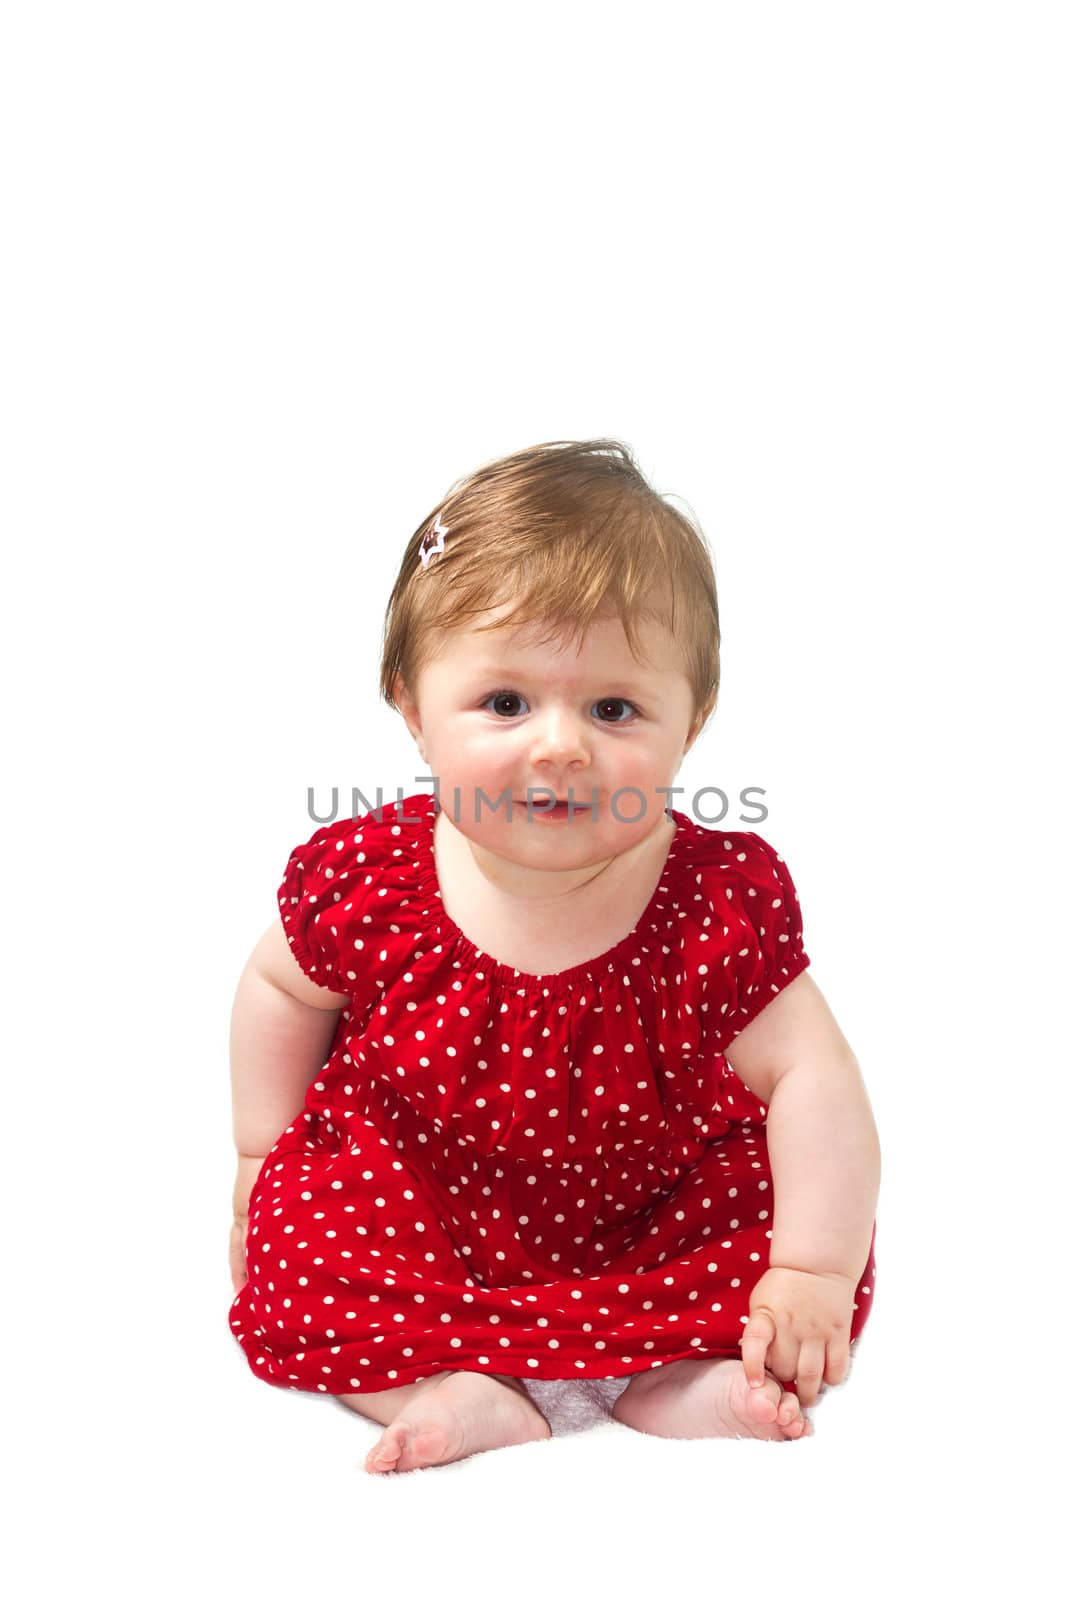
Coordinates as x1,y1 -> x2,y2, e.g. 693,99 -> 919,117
522,798 -> 593,817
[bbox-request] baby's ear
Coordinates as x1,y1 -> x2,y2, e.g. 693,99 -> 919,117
393,677 -> 425,746
685,693 -> 716,750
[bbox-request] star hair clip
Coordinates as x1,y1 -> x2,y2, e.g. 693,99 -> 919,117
419,513 -> 449,569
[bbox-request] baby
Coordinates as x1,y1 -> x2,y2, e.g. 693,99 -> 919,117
228,437 -> 880,1474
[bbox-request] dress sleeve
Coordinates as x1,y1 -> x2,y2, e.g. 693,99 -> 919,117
277,818 -> 365,996
706,830 -> 811,1054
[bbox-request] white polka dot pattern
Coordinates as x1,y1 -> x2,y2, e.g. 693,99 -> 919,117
229,793 -> 876,1396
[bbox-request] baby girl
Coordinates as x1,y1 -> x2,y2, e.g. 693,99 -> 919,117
228,437 -> 880,1474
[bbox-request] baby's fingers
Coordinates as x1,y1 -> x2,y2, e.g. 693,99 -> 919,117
229,1219 -> 248,1294
740,1308 -> 776,1387
824,1331 -> 852,1388
794,1338 -> 826,1408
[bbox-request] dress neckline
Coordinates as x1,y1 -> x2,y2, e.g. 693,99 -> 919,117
409,792 -> 691,992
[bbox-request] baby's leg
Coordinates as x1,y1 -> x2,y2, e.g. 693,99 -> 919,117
336,1369 -> 455,1426
612,1357 -> 812,1442
336,1370 -> 550,1473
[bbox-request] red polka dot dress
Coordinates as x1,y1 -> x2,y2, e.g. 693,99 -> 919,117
229,792 -> 876,1398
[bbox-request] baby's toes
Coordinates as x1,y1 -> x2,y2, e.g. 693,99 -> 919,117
364,1419 -> 413,1474
744,1377 -> 784,1424
775,1393 -> 808,1439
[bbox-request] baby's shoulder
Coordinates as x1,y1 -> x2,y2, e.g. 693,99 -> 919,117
284,797 -> 420,883
276,797 -> 430,998
675,815 -> 795,894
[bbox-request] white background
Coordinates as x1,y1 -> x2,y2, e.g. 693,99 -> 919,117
4,2 -> 1062,1595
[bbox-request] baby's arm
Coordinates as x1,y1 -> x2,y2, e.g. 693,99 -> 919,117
725,971 -> 880,1404
228,918 -> 349,1291
726,970 -> 880,1282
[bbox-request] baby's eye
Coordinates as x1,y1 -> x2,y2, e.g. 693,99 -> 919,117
484,691 -> 528,718
591,698 -> 639,724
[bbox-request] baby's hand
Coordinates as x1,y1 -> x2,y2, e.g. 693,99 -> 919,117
229,1216 -> 249,1294
739,1266 -> 855,1408
229,1154 -> 266,1294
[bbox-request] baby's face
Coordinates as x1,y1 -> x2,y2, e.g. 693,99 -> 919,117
395,605 -> 704,871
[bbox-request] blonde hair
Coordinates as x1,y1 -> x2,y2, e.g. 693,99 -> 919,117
379,438 -> 720,737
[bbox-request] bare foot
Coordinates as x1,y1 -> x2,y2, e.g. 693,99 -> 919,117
364,1371 -> 551,1474
612,1357 -> 814,1442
